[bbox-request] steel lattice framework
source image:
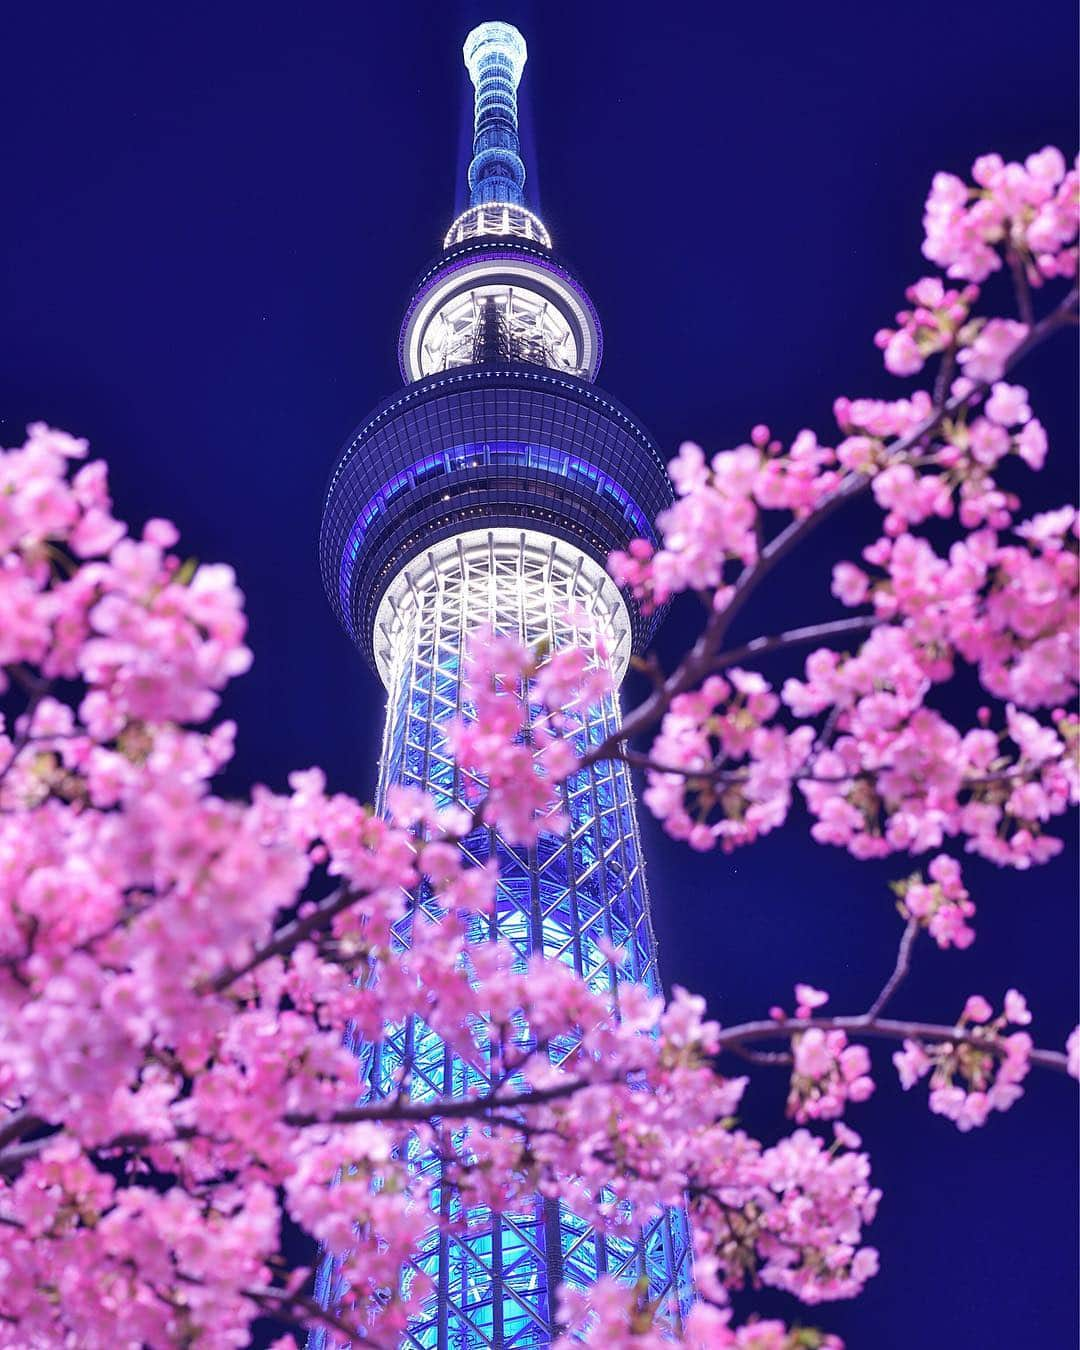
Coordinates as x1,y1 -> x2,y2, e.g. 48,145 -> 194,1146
312,20 -> 692,1348
312,534 -> 693,1348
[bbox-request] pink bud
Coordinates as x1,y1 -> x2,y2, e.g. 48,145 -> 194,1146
963,994 -> 993,1024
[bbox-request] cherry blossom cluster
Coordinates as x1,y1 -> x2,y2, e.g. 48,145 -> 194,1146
867,396 -> 1050,533
758,986 -> 877,1124
555,1277 -> 843,1350
686,1117 -> 880,1307
606,149 -> 1075,889
642,670 -> 813,851
923,147 -> 1078,284
787,1027 -> 875,1125
0,426 -> 886,1346
844,509 -> 1078,708
892,854 -> 976,950
892,991 -> 1035,1131
873,276 -> 979,376
638,617 -> 1075,869
609,428 -> 841,611
444,630 -> 611,844
631,399 -> 1076,863
1,143 -> 1076,1348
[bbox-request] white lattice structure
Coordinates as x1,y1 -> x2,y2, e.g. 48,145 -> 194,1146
366,528 -> 690,1347
400,253 -> 601,384
415,284 -> 583,378
444,203 -> 553,250
373,528 -> 632,686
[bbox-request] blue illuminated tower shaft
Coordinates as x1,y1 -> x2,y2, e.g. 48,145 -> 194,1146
365,531 -> 692,1346
315,21 -> 692,1347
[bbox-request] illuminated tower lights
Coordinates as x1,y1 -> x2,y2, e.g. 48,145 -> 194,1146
313,22 -> 693,1348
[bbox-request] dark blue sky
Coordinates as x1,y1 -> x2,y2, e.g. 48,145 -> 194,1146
3,2 -> 1076,1345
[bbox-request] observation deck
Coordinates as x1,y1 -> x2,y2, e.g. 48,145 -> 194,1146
319,362 -> 671,678
318,20 -> 672,680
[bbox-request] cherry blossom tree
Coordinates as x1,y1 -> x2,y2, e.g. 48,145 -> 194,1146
0,147 -> 1076,1349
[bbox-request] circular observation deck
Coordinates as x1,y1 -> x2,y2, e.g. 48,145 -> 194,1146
398,239 -> 603,385
443,202 -> 552,250
319,364 -> 672,673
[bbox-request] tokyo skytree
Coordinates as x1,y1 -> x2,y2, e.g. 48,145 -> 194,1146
314,22 -> 692,1347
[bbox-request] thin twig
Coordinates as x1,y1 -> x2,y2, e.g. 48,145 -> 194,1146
202,885 -> 360,994
932,341 -> 957,410
865,919 -> 919,1021
710,613 -> 881,673
617,749 -> 1031,792
243,1283 -> 393,1350
1007,248 -> 1035,328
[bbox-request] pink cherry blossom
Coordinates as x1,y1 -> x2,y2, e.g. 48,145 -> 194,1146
0,142 -> 1076,1349
956,318 -> 1029,383
795,983 -> 830,1018
922,148 -> 1078,285
963,994 -> 993,1024
984,381 -> 1032,426
788,1027 -> 875,1123
874,276 -> 979,377
1067,1028 -> 1080,1080
893,1039 -> 932,1089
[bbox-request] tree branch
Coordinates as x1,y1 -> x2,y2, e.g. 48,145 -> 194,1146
202,884 -> 362,994
0,1108 -> 45,1151
710,613 -> 881,673
0,1078 -> 590,1177
1007,248 -> 1035,328
865,919 -> 919,1021
717,1016 -> 1070,1074
579,283 -> 1078,773
242,1283 -> 394,1350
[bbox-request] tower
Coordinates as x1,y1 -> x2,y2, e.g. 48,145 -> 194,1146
316,21 -> 692,1347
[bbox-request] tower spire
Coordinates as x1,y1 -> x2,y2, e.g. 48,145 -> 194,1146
463,21 -> 528,207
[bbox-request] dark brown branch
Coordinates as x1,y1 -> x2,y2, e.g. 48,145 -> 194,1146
629,651 -> 667,692
1007,248 -> 1035,328
865,919 -> 919,1021
932,341 -> 957,410
617,750 -> 1031,792
0,1109 -> 46,1151
242,1284 -> 393,1350
710,613 -> 881,673
202,884 -> 361,994
717,1016 -> 1070,1075
0,1078 -> 590,1177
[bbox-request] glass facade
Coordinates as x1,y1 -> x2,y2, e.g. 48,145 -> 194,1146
319,366 -> 673,669
311,534 -> 692,1348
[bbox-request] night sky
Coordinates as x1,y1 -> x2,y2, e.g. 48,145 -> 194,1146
3,2 -> 1077,1346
